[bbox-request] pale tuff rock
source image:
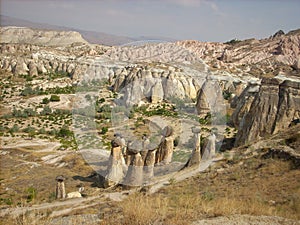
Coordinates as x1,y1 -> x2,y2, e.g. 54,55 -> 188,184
234,78 -> 300,146
106,126 -> 176,187
234,78 -> 281,146
66,191 -> 82,199
155,126 -> 174,165
123,152 -> 144,187
37,63 -> 47,74
143,149 -> 156,181
202,133 -> 216,160
124,141 -> 135,167
185,128 -> 202,167
28,62 -> 38,76
196,79 -> 225,115
140,136 -> 150,163
105,137 -> 127,187
55,175 -> 66,199
151,80 -> 164,103
13,58 -> 28,75
176,40 -> 226,62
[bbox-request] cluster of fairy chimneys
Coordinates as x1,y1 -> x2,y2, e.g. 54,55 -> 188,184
105,125 -> 216,188
104,125 -> 174,188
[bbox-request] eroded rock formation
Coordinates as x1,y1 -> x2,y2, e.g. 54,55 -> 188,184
105,137 -> 127,187
202,133 -> 216,160
155,126 -> 174,165
185,127 -> 201,167
234,78 -> 300,146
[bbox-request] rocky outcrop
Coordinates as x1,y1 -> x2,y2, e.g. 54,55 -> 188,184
234,78 -> 300,146
273,80 -> 300,133
113,65 -> 203,106
230,82 -> 260,128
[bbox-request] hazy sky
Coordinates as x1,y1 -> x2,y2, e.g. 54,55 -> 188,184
1,0 -> 299,42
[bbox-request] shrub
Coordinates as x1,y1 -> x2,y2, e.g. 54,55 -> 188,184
98,97 -> 105,103
101,126 -> 108,134
223,90 -> 232,100
57,126 -> 73,138
26,187 -> 37,202
42,97 -> 50,104
38,128 -> 46,134
40,105 -> 52,115
50,95 -> 60,102
22,126 -> 36,134
24,108 -> 37,117
20,86 -> 34,96
9,124 -> 19,133
225,38 -> 241,45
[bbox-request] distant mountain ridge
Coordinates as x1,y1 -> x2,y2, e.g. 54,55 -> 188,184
0,15 -> 176,46
0,26 -> 90,46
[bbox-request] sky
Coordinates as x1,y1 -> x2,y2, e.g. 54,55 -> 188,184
1,0 -> 300,42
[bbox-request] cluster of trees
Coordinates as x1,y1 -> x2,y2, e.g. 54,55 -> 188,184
21,85 -> 74,96
2,123 -> 74,139
10,105 -> 70,118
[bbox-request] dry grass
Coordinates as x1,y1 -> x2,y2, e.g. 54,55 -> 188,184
101,154 -> 300,225
2,127 -> 300,224
2,155 -> 300,225
0,148 -> 94,207
100,191 -> 280,225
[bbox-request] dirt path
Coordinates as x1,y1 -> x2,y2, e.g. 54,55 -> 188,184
0,195 -> 100,218
149,159 -> 214,194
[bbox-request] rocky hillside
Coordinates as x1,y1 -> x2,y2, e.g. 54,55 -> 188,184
1,26 -> 300,225
0,26 -> 88,46
1,26 -> 299,146
178,29 -> 300,76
